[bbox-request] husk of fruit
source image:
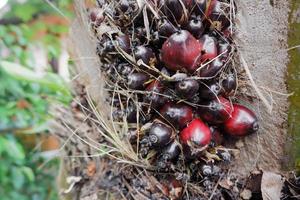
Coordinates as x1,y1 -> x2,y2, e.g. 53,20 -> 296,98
51,0 -> 293,199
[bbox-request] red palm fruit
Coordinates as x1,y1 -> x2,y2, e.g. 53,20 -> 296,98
158,18 -> 178,38
200,96 -> 233,124
199,34 -> 218,63
208,1 -> 230,31
199,82 -> 221,100
134,46 -> 156,65
164,0 -> 193,25
127,72 -> 149,90
115,35 -> 131,53
221,73 -> 237,97
224,104 -> 259,136
180,118 -> 211,147
160,102 -> 193,129
149,120 -> 175,147
161,30 -> 202,73
144,80 -> 168,109
199,57 -> 224,77
186,15 -> 205,39
175,79 -> 199,99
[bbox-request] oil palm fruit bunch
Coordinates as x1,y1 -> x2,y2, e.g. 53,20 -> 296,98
90,0 -> 258,177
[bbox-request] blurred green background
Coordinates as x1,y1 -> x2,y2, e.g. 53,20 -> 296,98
0,0 -> 72,199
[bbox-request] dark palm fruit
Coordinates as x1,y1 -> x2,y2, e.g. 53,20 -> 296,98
192,0 -> 216,18
161,30 -> 202,73
158,18 -> 178,38
199,34 -> 218,63
199,82 -> 221,100
199,58 -> 224,77
224,104 -> 259,136
90,8 -> 105,26
160,141 -> 181,162
221,73 -> 237,97
127,72 -> 149,90
115,35 -> 131,53
209,1 -> 230,31
163,0 -> 192,25
119,0 -> 130,12
175,79 -> 199,99
186,15 -> 205,39
210,126 -> 224,146
218,41 -> 232,62
160,102 -> 194,129
144,81 -> 168,109
161,177 -> 183,200
200,96 -> 233,124
102,40 -> 115,53
117,63 -> 133,76
134,46 -> 156,65
148,120 -> 175,147
179,118 -> 212,147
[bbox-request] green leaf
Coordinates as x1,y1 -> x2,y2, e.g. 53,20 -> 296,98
0,61 -> 71,98
11,167 -> 25,190
14,4 -> 38,22
21,166 -> 35,182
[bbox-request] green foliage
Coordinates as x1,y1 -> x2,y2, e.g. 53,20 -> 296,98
0,0 -> 73,199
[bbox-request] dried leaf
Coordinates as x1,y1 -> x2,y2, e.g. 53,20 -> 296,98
261,172 -> 284,200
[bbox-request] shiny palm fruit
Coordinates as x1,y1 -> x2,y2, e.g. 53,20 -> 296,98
199,34 -> 218,63
144,80 -> 168,109
210,126 -> 224,146
160,102 -> 194,129
161,177 -> 183,200
134,46 -> 156,65
217,41 -> 232,62
200,96 -> 233,124
186,15 -> 205,39
163,0 -> 193,25
199,82 -> 221,100
221,73 -> 237,97
199,57 -> 224,77
119,0 -> 130,12
192,0 -> 217,18
149,120 -> 175,147
115,35 -> 131,53
179,118 -> 212,147
223,104 -> 259,136
127,72 -> 149,90
209,1 -> 230,31
175,79 -> 200,99
158,18 -> 178,38
161,30 -> 202,73
160,141 -> 181,161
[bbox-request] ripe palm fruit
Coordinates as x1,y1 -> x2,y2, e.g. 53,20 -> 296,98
199,81 -> 221,100
175,79 -> 199,99
158,17 -> 178,38
134,46 -> 156,65
199,57 -> 224,77
144,80 -> 168,109
157,141 -> 181,169
217,40 -> 232,62
148,120 -> 175,147
115,34 -> 131,53
89,8 -> 105,26
180,118 -> 211,147
186,15 -> 205,39
161,176 -> 184,200
161,30 -> 202,73
223,104 -> 259,136
160,102 -> 194,129
127,72 -> 149,90
163,0 -> 193,25
192,0 -> 217,18
208,1 -> 230,31
199,96 -> 233,124
221,73 -> 237,97
199,34 -> 218,63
